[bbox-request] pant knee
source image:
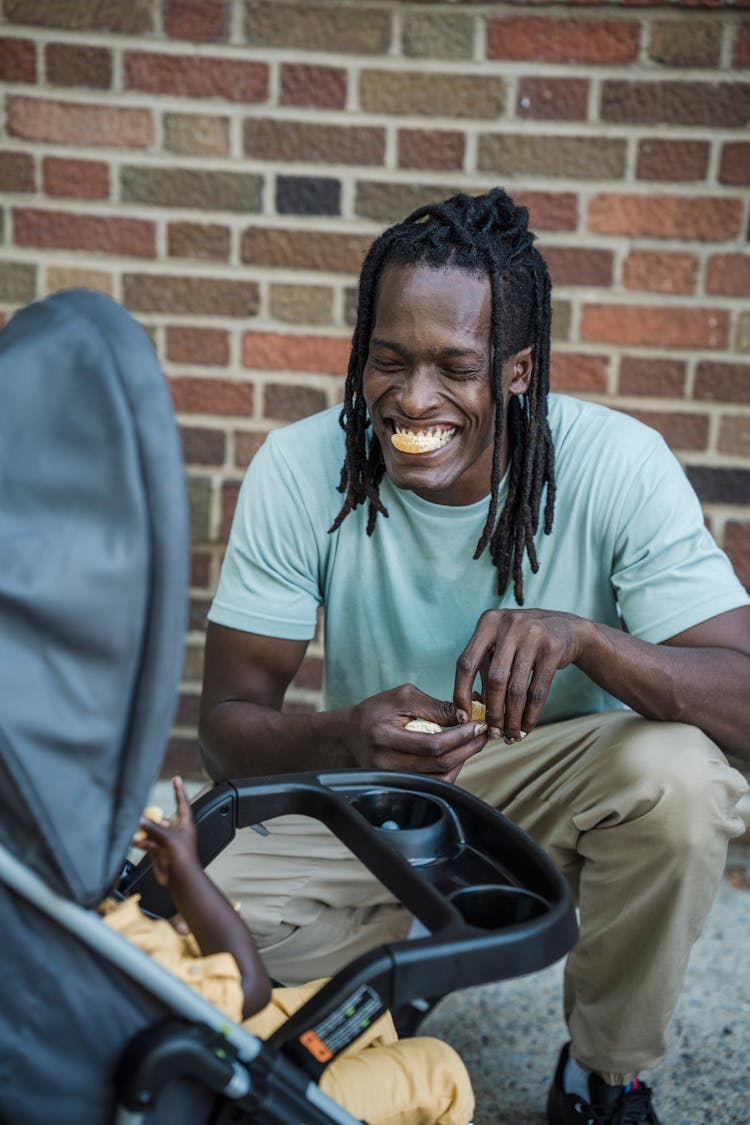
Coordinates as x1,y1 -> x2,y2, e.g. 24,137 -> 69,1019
606,719 -> 747,855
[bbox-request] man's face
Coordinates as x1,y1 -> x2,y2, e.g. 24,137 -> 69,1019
363,262 -> 501,507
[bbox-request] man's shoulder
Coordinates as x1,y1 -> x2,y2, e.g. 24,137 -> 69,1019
258,405 -> 344,480
549,394 -> 664,461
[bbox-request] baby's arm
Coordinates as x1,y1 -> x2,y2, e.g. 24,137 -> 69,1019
136,777 -> 271,1018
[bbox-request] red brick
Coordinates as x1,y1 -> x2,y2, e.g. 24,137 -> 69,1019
718,415 -> 750,457
601,81 -> 750,127
623,250 -> 698,295
588,193 -> 743,241
124,51 -> 268,102
190,550 -> 212,589
514,191 -> 578,232
263,383 -> 328,422
244,119 -> 384,165
706,254 -> 750,297
3,0 -> 153,34
175,691 -> 200,728
694,361 -> 750,403
550,352 -> 608,392
517,77 -> 588,120
619,357 -> 686,398
220,480 -> 242,540
188,588 -> 212,628
398,129 -> 465,171
581,305 -> 728,349
636,139 -> 709,182
169,377 -> 253,416
620,409 -> 709,451
540,246 -> 613,287
42,156 -> 109,199
166,326 -> 230,366
487,17 -> 639,64
686,467 -> 750,507
724,522 -> 750,588
719,142 -> 750,186
163,0 -> 231,41
7,95 -> 153,147
234,430 -> 268,469
124,274 -> 258,317
180,426 -> 226,465
0,36 -> 36,82
242,332 -> 350,375
167,222 -> 231,262
45,43 -> 111,88
734,23 -> 750,67
240,227 -> 371,274
280,63 -> 347,109
161,738 -> 205,781
14,208 -> 155,258
0,151 -> 35,193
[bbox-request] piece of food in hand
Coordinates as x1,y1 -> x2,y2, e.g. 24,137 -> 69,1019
391,426 -> 456,454
133,804 -> 167,844
405,700 -> 486,733
404,718 -> 443,734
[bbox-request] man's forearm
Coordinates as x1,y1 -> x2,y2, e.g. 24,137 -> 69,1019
199,700 -> 359,781
575,621 -> 750,759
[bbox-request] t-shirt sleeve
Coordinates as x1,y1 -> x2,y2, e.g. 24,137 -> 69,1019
609,434 -> 749,644
208,432 -> 322,640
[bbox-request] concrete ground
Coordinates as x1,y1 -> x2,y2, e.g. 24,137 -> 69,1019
421,840 -> 750,1125
149,779 -> 750,1124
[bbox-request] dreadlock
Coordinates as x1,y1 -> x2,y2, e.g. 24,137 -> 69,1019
329,187 -> 556,605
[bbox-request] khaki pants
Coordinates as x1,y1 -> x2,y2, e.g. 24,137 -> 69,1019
208,711 -> 749,1085
244,978 -> 474,1125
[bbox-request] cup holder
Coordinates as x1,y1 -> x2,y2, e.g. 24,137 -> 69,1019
449,884 -> 548,930
350,789 -> 453,865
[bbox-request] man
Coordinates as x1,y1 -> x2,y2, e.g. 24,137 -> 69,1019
200,188 -> 750,1125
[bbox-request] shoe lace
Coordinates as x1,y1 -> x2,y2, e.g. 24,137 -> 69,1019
608,1081 -> 659,1125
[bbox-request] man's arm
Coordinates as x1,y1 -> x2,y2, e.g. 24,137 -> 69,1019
453,605 -> 750,761
199,622 -> 488,783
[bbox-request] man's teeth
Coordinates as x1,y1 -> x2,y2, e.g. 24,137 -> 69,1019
391,426 -> 456,454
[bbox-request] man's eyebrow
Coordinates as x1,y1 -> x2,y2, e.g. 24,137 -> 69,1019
369,337 -> 485,359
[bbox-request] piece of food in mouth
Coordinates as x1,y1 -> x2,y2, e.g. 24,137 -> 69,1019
133,804 -> 167,844
404,700 -> 486,734
391,425 -> 456,454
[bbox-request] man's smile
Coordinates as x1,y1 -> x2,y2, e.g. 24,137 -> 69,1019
391,424 -> 457,454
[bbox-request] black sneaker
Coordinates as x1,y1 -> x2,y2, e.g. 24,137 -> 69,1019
547,1043 -> 660,1124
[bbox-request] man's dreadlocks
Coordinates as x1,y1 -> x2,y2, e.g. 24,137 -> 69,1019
329,187 -> 556,605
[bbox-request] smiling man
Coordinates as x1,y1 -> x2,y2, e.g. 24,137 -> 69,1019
200,188 -> 750,1125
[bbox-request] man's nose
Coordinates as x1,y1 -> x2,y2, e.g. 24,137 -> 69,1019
398,366 -> 439,416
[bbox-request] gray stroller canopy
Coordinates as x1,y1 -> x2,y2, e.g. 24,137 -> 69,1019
0,289 -> 189,906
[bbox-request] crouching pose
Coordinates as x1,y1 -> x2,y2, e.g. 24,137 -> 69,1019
199,187 -> 750,1124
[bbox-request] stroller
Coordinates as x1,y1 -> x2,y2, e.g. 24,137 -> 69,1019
0,291 -> 577,1124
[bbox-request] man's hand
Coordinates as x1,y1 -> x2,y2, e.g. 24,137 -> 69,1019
134,776 -> 198,888
348,684 -> 488,783
454,608 -> 590,743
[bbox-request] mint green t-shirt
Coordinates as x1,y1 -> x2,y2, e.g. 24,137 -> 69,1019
209,395 -> 748,725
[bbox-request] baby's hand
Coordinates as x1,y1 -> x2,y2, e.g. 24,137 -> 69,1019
134,777 -> 198,887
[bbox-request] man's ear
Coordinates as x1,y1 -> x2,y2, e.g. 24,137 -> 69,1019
506,345 -> 534,396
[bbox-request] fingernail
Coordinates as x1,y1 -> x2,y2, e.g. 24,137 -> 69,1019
456,709 -> 468,723
519,730 -> 527,739
474,722 -> 487,736
504,735 -> 516,745
489,727 -> 502,740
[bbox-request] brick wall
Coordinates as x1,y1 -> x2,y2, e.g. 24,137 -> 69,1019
1,0 -> 748,779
